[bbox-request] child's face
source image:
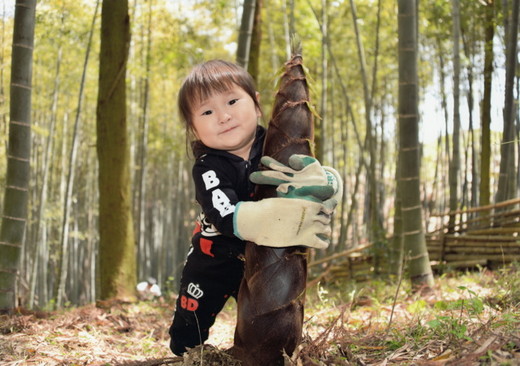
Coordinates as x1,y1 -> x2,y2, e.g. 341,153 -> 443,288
191,84 -> 261,159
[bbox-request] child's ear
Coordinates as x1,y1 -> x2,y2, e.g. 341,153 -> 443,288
191,127 -> 200,140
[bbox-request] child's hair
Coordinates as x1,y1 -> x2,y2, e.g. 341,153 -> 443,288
178,60 -> 262,155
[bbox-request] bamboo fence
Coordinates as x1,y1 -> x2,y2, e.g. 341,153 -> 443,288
309,198 -> 520,282
427,197 -> 520,269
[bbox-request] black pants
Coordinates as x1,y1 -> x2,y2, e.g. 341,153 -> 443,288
169,234 -> 245,356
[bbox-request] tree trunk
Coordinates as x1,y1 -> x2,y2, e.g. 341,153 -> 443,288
350,0 -> 384,267
434,35 -> 451,215
234,46 -> 313,366
397,0 -> 434,289
0,3 -> 7,148
374,1 -> 385,247
247,0 -> 262,82
391,149 -> 403,275
136,0 -> 152,282
236,0 -> 256,69
0,0 -> 36,311
56,0 -> 99,308
496,0 -> 519,203
461,18 -> 478,210
448,0 -> 461,232
479,0 -> 494,215
309,5 -> 368,251
96,0 -> 136,301
29,42 -> 61,309
267,13 -> 279,72
282,0 -> 295,59
517,76 -> 520,199
86,151 -> 97,303
337,108 -> 349,251
317,0 -> 328,163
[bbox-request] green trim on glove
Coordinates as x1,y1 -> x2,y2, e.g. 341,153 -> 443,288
250,154 -> 343,202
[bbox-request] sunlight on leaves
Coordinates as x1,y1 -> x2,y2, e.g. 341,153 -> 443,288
407,299 -> 428,315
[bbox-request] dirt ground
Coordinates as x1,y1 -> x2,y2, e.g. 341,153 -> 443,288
1,271 -> 520,365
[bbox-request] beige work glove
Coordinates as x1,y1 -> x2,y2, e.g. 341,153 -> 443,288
233,197 -> 336,249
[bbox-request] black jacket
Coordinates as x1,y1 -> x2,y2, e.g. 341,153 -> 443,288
191,126 -> 266,244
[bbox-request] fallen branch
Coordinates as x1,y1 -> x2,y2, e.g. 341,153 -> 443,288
308,243 -> 373,268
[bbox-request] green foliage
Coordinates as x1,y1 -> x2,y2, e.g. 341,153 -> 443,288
427,315 -> 470,341
424,285 -> 486,342
306,264 -> 520,361
407,299 -> 428,314
433,287 -> 484,315
493,262 -> 520,307
162,276 -> 178,296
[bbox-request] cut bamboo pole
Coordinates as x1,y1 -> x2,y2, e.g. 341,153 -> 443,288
430,197 -> 520,216
432,259 -> 487,268
444,234 -> 519,241
446,246 -> 519,254
444,254 -> 520,261
466,227 -> 520,235
445,241 -> 519,248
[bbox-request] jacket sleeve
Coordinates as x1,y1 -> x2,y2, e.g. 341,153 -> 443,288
192,158 -> 240,237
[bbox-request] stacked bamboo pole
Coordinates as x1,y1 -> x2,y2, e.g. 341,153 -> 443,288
308,199 -> 519,280
427,198 -> 520,268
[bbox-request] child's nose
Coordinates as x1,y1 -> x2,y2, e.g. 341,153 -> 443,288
219,112 -> 231,124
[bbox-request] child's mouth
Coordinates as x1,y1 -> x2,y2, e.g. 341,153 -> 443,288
220,126 -> 237,134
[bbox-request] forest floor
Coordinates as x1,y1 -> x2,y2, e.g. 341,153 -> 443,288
1,263 -> 520,366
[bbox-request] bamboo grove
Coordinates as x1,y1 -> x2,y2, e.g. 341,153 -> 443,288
0,0 -> 518,309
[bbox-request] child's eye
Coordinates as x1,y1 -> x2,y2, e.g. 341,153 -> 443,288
201,110 -> 212,116
228,99 -> 238,105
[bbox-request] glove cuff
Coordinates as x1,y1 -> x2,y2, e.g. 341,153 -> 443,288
233,201 -> 245,240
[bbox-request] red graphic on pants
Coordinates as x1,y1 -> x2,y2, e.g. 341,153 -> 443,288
180,295 -> 199,311
180,283 -> 204,312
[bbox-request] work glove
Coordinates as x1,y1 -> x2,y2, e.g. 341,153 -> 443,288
250,154 -> 343,202
233,197 -> 336,249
